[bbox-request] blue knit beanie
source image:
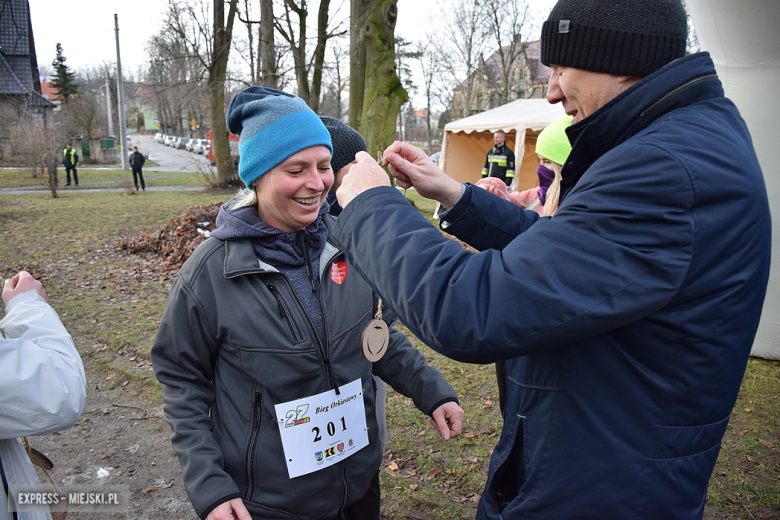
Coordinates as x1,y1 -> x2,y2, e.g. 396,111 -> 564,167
226,86 -> 333,187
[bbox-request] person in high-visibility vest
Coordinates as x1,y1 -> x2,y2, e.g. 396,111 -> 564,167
62,143 -> 79,186
481,130 -> 516,187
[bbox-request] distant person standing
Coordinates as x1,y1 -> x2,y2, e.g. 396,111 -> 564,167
62,143 -> 78,186
481,130 -> 515,187
42,148 -> 59,194
130,146 -> 146,191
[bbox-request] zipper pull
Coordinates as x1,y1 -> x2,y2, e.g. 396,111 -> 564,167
267,284 -> 285,319
325,358 -> 340,395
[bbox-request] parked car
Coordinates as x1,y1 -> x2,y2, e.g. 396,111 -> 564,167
164,135 -> 175,146
193,139 -> 204,154
191,139 -> 205,154
429,151 -> 441,165
174,137 -> 188,150
154,132 -> 164,143
185,138 -> 198,152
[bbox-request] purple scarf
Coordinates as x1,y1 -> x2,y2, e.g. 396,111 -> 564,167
537,165 -> 555,205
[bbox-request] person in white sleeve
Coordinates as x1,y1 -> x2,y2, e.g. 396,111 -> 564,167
0,271 -> 86,520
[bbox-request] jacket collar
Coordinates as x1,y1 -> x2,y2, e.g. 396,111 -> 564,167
559,52 -> 722,202
221,214 -> 342,279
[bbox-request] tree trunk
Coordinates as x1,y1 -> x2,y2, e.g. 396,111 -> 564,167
260,0 -> 277,87
349,0 -> 368,130
210,0 -> 239,186
281,0 -> 311,105
350,0 -> 407,157
309,0 -> 331,113
242,0 -> 257,83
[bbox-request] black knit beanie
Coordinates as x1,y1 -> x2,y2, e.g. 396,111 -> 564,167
319,116 -> 367,173
541,0 -> 688,77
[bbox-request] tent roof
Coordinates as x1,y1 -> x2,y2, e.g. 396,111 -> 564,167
444,98 -> 565,135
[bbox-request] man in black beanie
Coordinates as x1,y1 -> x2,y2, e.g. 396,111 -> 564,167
330,1 -> 771,518
320,116 -> 367,217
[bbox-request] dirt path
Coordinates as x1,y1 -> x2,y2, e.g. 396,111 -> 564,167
30,340 -> 196,519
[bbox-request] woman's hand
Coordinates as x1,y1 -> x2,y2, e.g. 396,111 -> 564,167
2,271 -> 48,305
430,401 -> 465,441
205,498 -> 252,520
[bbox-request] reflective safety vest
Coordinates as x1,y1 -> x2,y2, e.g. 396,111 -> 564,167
482,143 -> 516,187
63,148 -> 78,166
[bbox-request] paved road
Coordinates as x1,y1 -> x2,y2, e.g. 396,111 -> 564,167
0,185 -> 204,195
129,133 -> 215,173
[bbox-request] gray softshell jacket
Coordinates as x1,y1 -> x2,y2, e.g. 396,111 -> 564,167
151,214 -> 458,520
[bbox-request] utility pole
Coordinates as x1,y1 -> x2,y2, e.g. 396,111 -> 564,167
115,14 -> 129,170
105,75 -> 114,138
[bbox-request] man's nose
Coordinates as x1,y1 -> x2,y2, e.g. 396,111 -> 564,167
547,73 -> 563,104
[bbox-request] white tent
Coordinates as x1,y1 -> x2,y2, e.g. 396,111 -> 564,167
440,99 -> 565,191
687,0 -> 780,360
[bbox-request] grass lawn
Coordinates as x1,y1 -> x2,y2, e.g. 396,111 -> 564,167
0,167 -> 212,190
0,188 -> 777,519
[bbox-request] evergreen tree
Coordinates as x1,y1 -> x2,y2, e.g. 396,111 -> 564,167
50,43 -> 79,102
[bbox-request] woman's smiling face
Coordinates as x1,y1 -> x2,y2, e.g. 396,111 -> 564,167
255,146 -> 334,232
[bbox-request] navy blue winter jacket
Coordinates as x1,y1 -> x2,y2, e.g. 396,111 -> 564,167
330,52 -> 771,519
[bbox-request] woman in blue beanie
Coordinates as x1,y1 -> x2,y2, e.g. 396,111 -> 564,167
151,87 -> 464,520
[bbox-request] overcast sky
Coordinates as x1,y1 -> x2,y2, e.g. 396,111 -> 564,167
30,0 -> 433,72
30,0 -> 555,102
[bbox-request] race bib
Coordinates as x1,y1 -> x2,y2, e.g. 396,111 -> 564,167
274,378 -> 369,478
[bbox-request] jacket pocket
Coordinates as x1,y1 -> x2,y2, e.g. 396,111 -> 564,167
488,413 -> 525,512
244,391 -> 263,501
266,283 -> 302,342
653,415 -> 730,460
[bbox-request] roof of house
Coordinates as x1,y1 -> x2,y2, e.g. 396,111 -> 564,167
483,40 -> 550,85
40,79 -> 60,100
453,40 -> 550,94
0,0 -> 55,106
0,52 -> 28,94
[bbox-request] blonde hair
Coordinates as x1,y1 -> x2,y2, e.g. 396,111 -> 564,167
227,186 -> 258,209
540,162 -> 563,217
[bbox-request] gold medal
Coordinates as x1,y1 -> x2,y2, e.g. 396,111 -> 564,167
362,296 -> 389,362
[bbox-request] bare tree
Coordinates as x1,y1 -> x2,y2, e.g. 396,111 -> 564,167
210,0 -> 240,185
260,0 -> 278,87
416,40 -> 440,153
429,0 -> 490,119
59,92 -> 101,140
394,35 -> 418,142
236,0 -> 280,87
148,0 -> 238,185
481,0 -> 533,106
276,0 -> 346,111
146,1 -> 210,137
319,37 -> 350,118
7,121 -> 54,191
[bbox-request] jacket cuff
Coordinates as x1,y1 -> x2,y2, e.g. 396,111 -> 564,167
426,397 -> 459,418
200,493 -> 243,520
4,289 -> 44,314
439,184 -> 472,227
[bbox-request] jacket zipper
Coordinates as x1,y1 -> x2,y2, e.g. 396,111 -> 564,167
318,251 -> 339,395
266,283 -> 302,342
640,74 -> 718,118
244,391 -> 263,500
317,249 -> 349,514
269,276 -> 339,393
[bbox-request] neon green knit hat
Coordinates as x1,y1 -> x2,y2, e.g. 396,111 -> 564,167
535,114 -> 574,166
